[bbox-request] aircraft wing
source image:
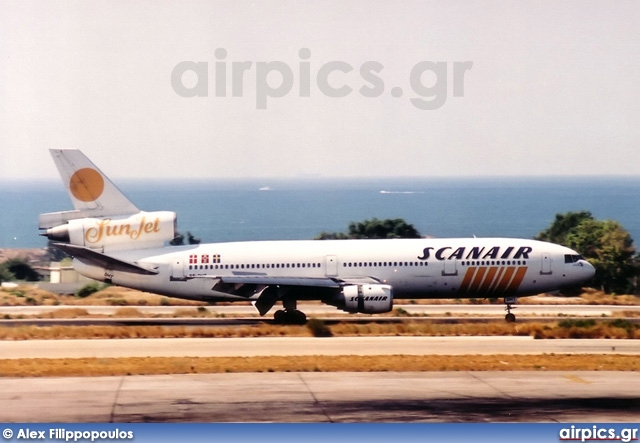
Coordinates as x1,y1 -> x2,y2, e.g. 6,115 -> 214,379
219,275 -> 342,288
52,243 -> 159,275
191,274 -> 382,288
205,274 -> 382,316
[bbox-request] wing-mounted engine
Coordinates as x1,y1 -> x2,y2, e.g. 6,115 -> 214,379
326,284 -> 394,314
41,211 -> 177,252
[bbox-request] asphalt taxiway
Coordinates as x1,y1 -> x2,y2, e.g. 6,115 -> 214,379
1,371 -> 638,422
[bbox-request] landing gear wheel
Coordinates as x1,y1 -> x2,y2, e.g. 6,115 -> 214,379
273,309 -> 307,325
504,296 -> 518,323
274,310 -> 286,323
290,309 -> 307,325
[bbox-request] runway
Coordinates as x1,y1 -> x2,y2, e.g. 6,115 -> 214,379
1,371 -> 638,422
1,336 -> 638,359
0,303 -> 638,317
3,311 -> 639,424
2,304 -> 638,423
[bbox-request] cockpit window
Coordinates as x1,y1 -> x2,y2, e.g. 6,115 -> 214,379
564,254 -> 584,263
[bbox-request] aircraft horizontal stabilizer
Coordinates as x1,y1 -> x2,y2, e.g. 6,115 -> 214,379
53,243 -> 159,275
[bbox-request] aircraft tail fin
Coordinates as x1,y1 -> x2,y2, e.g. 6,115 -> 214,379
39,149 -> 140,228
50,149 -> 139,214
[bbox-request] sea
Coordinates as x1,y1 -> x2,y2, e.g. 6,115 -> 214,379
1,177 -> 639,249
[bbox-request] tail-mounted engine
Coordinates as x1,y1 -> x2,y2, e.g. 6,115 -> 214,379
327,284 -> 394,314
41,211 -> 177,252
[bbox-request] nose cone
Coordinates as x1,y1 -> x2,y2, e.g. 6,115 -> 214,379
583,260 -> 596,280
570,259 -> 595,286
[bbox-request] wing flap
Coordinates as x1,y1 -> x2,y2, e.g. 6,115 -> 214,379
220,276 -> 342,288
188,274 -> 381,288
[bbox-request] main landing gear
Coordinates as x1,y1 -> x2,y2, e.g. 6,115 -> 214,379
273,296 -> 307,325
273,309 -> 307,324
504,296 -> 517,322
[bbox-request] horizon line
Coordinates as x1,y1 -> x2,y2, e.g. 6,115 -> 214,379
2,174 -> 640,183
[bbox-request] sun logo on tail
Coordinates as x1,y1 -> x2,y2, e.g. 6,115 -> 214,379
69,168 -> 105,202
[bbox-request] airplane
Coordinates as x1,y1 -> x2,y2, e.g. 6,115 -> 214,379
39,149 -> 595,323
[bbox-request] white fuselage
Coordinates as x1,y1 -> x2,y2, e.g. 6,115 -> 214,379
73,237 -> 595,303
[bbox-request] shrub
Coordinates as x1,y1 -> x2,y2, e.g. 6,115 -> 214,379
0,258 -> 40,281
76,282 -> 102,298
306,318 -> 333,337
608,319 -> 638,333
0,266 -> 14,283
558,319 -> 596,329
394,307 -> 409,316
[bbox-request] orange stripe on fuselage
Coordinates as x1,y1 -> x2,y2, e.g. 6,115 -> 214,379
468,267 -> 487,293
458,266 -> 477,295
504,267 -> 528,295
459,265 -> 529,297
478,267 -> 499,293
488,267 -> 507,293
493,266 -> 516,295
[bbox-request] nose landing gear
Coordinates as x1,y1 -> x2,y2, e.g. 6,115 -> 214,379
504,296 -> 518,322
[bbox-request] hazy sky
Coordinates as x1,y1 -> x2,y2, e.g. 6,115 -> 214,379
1,0 -> 639,179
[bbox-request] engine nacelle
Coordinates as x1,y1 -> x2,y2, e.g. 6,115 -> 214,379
42,211 -> 177,251
329,284 -> 394,314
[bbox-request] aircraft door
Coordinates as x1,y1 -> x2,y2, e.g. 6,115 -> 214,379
171,257 -> 185,280
325,255 -> 338,277
442,258 -> 458,276
540,252 -> 552,275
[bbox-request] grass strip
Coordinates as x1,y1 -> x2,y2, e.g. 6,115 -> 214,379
1,320 -> 639,340
0,354 -> 638,377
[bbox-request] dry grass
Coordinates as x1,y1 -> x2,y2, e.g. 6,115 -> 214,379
82,287 -> 205,306
331,320 -> 640,339
0,324 -> 307,340
0,286 -> 208,307
0,287 -> 64,306
171,308 -> 215,317
578,288 -> 640,305
113,307 -> 143,317
615,310 -> 640,318
1,319 -> 638,340
398,289 -> 640,306
32,308 -> 91,319
0,354 -> 637,377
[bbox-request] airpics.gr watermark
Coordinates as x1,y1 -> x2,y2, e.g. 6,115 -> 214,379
171,48 -> 472,110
